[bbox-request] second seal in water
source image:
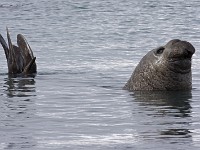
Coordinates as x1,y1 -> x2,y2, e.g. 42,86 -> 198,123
124,39 -> 195,91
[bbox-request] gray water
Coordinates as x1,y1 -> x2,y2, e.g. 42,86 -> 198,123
0,0 -> 200,149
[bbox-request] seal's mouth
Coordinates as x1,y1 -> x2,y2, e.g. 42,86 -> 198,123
168,57 -> 191,73
166,47 -> 193,73
168,56 -> 191,62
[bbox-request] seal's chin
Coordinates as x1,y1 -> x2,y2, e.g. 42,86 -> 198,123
168,58 -> 191,74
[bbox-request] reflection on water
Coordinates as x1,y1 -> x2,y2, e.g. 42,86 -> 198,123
131,91 -> 192,139
0,77 -> 37,149
3,77 -> 36,98
132,91 -> 192,115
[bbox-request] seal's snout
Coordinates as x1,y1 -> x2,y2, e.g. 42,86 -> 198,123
166,40 -> 195,61
182,41 -> 195,60
184,48 -> 194,59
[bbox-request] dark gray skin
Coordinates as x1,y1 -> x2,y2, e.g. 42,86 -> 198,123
124,39 -> 195,91
0,28 -> 36,77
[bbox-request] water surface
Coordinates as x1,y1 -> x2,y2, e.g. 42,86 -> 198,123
0,0 -> 200,149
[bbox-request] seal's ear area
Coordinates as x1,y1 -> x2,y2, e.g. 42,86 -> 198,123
0,34 -> 9,60
22,57 -> 36,74
154,46 -> 165,55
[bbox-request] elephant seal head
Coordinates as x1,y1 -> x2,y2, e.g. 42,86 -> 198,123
124,39 -> 195,91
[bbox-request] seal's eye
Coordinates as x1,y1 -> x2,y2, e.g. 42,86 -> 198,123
155,47 -> 165,55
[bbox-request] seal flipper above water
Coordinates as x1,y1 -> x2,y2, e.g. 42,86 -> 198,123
0,34 -> 9,60
0,28 -> 37,76
6,27 -> 20,74
17,34 -> 34,61
17,34 -> 37,74
22,57 -> 36,75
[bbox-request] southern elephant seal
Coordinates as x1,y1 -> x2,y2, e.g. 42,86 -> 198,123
124,39 -> 195,91
0,28 -> 37,77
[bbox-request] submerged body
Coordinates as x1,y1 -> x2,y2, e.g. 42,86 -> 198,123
0,28 -> 36,77
124,39 -> 195,91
